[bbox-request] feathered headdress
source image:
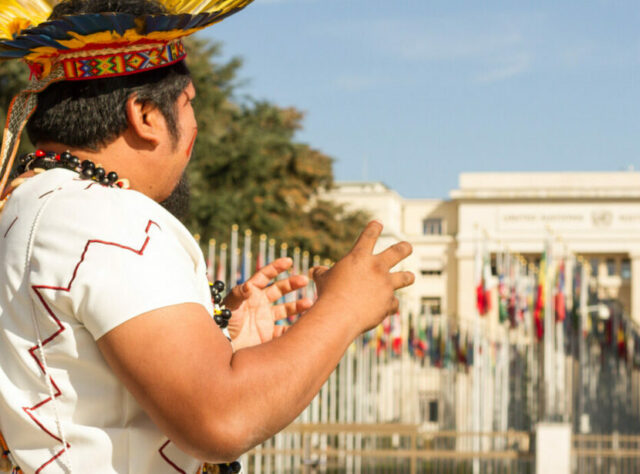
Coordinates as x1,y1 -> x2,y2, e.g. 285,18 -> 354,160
0,0 -> 254,192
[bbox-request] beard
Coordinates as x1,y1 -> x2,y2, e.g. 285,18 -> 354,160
159,173 -> 190,222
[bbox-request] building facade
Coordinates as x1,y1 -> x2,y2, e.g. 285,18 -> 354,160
325,172 -> 640,327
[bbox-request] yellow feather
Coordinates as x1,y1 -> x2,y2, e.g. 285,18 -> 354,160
0,0 -> 253,40
160,0 -> 254,15
0,0 -> 56,39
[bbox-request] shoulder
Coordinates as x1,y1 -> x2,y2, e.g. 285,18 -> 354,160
20,169 -> 184,244
21,169 -> 204,280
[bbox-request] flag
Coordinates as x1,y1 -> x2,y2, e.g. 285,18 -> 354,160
476,245 -> 492,316
236,248 -> 245,285
427,323 -> 436,365
533,252 -> 546,341
555,260 -> 566,322
391,312 -> 402,356
444,331 -> 453,368
571,262 -> 582,332
362,328 -> 375,349
407,313 -> 416,358
508,258 -> 518,327
376,317 -> 390,357
617,322 -> 627,360
498,256 -> 509,323
415,315 -> 427,360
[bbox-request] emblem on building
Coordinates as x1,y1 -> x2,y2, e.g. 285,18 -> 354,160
591,210 -> 613,228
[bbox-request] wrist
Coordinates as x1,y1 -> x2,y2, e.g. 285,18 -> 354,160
310,295 -> 363,341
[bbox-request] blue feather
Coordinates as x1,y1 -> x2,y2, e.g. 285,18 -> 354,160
0,7 -> 250,60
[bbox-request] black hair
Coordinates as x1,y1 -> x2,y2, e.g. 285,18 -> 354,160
25,0 -> 192,150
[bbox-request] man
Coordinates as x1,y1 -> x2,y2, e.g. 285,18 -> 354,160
0,0 -> 414,472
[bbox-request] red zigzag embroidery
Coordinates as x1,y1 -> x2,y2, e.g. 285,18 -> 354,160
26,219 -> 160,473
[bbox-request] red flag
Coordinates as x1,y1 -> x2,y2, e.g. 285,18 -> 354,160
475,248 -> 492,316
554,260 -> 566,322
391,312 -> 402,356
533,251 -> 546,341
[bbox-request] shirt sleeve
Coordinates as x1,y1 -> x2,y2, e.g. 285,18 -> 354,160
29,186 -> 205,340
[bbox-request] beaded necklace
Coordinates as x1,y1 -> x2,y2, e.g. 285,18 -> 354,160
0,149 -> 130,215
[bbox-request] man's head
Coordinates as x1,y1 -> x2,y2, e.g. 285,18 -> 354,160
24,0 -> 197,218
25,0 -> 192,152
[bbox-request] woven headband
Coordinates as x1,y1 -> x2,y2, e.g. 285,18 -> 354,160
59,39 -> 186,81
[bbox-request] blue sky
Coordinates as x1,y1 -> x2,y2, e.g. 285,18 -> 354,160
203,0 -> 640,199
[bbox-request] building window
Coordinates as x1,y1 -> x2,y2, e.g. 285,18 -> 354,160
622,259 -> 631,280
428,400 -> 439,423
419,393 -> 439,424
421,297 -> 441,316
423,218 -> 442,235
421,269 -> 442,276
606,258 -> 616,276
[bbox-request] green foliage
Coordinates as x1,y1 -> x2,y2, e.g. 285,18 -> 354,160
0,59 -> 33,157
184,37 -> 368,261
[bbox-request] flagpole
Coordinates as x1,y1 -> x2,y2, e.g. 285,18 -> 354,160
268,238 -> 276,265
257,234 -> 267,271
302,251 -> 310,301
217,243 -> 227,288
578,257 -> 588,432
230,224 -> 238,288
472,226 -> 481,474
543,234 -> 555,420
243,229 -> 252,281
206,238 -> 216,282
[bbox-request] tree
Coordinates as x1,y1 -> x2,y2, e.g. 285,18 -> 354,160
0,59 -> 32,157
0,37 -> 369,261
184,37 -> 368,261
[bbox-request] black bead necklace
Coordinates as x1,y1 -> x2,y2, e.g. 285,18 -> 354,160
210,280 -> 232,329
206,281 -> 242,474
15,149 -> 128,188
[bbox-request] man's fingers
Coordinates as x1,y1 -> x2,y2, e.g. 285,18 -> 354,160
222,281 -> 251,310
265,275 -> 309,302
273,325 -> 288,338
247,257 -> 293,288
390,271 -> 415,290
378,241 -> 413,269
351,221 -> 383,255
272,298 -> 313,320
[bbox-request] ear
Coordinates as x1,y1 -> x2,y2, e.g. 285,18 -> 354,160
125,94 -> 165,147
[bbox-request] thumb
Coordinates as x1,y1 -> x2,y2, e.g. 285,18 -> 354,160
223,281 -> 251,310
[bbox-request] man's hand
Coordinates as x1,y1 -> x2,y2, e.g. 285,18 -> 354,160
310,221 -> 414,333
223,257 -> 313,350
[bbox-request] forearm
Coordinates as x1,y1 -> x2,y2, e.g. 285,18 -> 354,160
222,297 -> 360,452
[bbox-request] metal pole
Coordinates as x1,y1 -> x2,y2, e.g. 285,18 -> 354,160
543,237 -> 555,420
579,259 -> 588,433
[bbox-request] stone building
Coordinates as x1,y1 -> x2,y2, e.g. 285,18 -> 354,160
325,172 -> 640,327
